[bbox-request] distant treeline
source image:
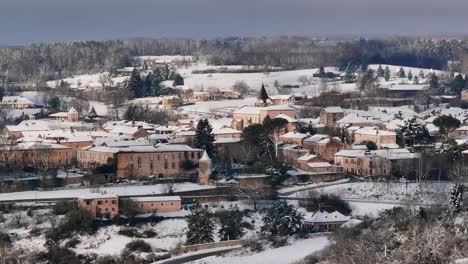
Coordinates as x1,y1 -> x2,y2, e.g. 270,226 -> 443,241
0,36 -> 467,85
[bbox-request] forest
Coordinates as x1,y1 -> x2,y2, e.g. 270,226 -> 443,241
0,36 -> 468,86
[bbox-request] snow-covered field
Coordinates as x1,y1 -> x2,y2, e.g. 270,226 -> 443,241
0,182 -> 214,202
290,181 -> 452,207
189,236 -> 330,264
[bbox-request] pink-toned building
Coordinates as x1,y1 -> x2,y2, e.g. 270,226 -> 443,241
77,193 -> 119,218
131,196 -> 182,213
320,107 -> 344,127
77,144 -> 203,179
304,135 -> 344,162
232,105 -> 296,130
353,127 -> 397,149
279,132 -> 309,146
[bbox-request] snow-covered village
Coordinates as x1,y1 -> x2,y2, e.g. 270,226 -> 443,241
3,2 -> 468,264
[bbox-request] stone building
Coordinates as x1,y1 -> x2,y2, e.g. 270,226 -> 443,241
77,193 -> 119,218
320,107 -> 344,127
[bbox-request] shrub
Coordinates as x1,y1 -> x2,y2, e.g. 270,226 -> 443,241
53,201 -> 76,215
65,237 -> 81,248
303,193 -> 352,215
118,227 -> 138,237
36,245 -> 81,264
142,229 -> 157,238
29,227 -> 42,237
125,240 -> 152,253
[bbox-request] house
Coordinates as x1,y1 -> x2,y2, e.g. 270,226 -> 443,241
77,193 -> 119,218
269,95 -> 295,105
303,211 -> 350,232
232,105 -> 296,130
320,107 -> 344,127
462,90 -> 468,102
1,96 -> 35,109
334,148 -> 419,177
304,135 -> 344,161
279,132 -> 309,145
78,144 -> 203,179
353,127 -> 397,149
0,142 -> 73,168
130,196 -> 182,214
48,108 -> 79,122
277,143 -> 309,166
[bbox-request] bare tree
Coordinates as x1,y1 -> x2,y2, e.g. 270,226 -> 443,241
232,81 -> 250,98
236,182 -> 272,211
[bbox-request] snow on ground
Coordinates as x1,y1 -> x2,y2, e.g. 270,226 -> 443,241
189,236 -> 330,264
0,183 -> 215,202
278,179 -> 350,195
177,63 -> 337,95
74,219 -> 187,256
348,201 -> 397,218
291,181 -> 452,205
179,97 -> 257,115
88,100 -> 109,116
368,64 -> 446,76
46,72 -> 129,89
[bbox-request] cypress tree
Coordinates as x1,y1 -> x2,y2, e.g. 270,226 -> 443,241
194,119 -> 215,157
173,73 -> 184,87
407,70 -> 413,81
258,83 -> 269,104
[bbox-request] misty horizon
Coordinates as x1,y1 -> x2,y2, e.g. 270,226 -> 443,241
1,0 -> 468,45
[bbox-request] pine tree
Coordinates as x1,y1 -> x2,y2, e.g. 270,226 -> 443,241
218,205 -> 244,241
194,119 -> 215,157
451,74 -> 466,94
144,73 -> 152,97
376,65 -> 384,77
0,86 -> 4,102
186,203 -> 215,245
419,70 -> 425,78
407,70 -> 413,81
384,66 -> 391,81
88,106 -> 97,121
128,68 -> 144,98
398,67 -> 406,78
258,83 -> 269,103
262,201 -> 303,236
172,73 -> 184,87
429,73 -> 439,90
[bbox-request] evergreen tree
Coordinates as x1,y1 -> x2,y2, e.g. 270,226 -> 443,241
384,66 -> 391,81
128,68 -> 144,98
397,118 -> 431,147
186,203 -> 215,245
344,66 -> 354,83
377,65 -> 384,77
88,106 -> 97,121
358,69 -> 378,94
262,201 -> 303,236
0,86 -> 4,102
194,119 -> 215,157
48,97 -> 61,112
258,83 -> 269,103
451,74 -> 466,94
398,67 -> 406,78
433,115 -> 461,136
419,70 -> 425,78
407,70 -> 413,81
413,76 -> 419,85
172,73 -> 184,87
218,205 -> 244,241
144,73 -> 153,97
429,73 -> 439,90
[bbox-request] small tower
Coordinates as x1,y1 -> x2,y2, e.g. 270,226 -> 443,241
198,150 -> 212,185
67,107 -> 79,122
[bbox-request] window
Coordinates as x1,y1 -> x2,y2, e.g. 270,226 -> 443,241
86,201 -> 90,206
137,157 -> 142,167
97,201 -> 103,205
112,200 -> 116,204
171,203 -> 173,206
172,162 -> 175,169
112,208 -> 115,211
160,203 -> 163,206
105,200 -> 108,204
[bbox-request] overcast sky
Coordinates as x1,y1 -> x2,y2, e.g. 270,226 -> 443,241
1,0 -> 468,45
